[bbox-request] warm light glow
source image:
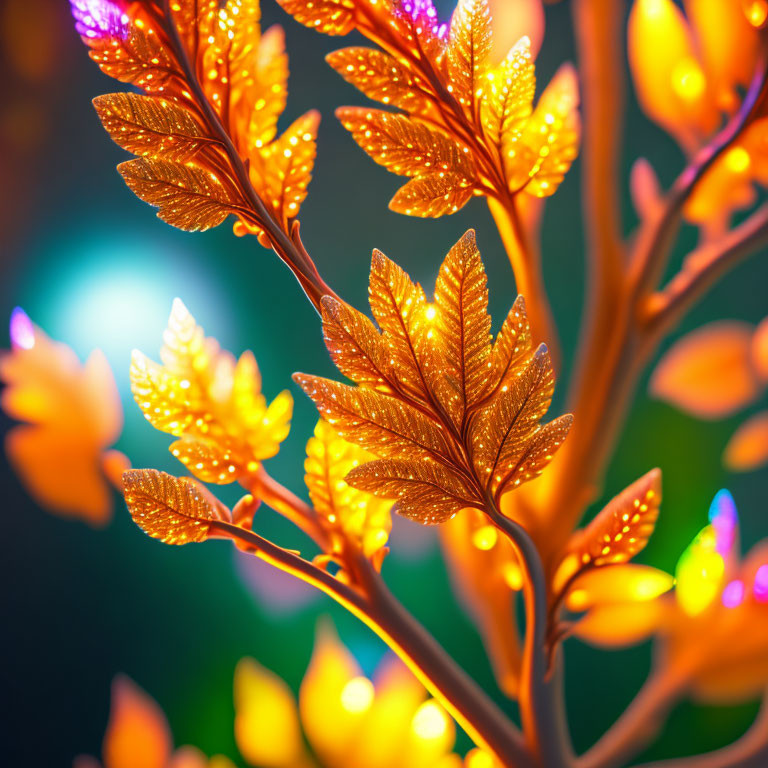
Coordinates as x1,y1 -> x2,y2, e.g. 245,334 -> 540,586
466,748 -> 495,768
9,307 -> 35,350
502,561 -> 524,590
725,147 -> 751,174
672,57 -> 706,101
411,700 -> 449,740
472,524 -> 498,550
675,525 -> 725,616
744,0 -> 768,27
424,303 -> 437,321
340,676 -> 375,713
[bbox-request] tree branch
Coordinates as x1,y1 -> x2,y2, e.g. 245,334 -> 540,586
209,519 -> 532,768
643,203 -> 768,338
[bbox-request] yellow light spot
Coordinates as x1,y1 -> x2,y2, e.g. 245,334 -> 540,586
466,749 -> 495,768
725,146 -> 751,173
411,700 -> 448,740
340,676 -> 374,713
672,58 -> 706,101
471,525 -> 498,551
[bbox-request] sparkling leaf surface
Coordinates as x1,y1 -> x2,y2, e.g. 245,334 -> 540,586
123,468 -> 230,544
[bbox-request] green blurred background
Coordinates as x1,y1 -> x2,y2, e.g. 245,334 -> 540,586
1,0 -> 767,764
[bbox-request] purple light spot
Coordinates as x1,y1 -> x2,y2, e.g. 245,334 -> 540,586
709,489 -> 738,556
722,579 -> 745,608
754,564 -> 768,603
9,307 -> 34,350
70,0 -> 129,40
396,0 -> 445,38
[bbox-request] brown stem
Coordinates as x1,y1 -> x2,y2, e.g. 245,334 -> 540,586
486,505 -> 572,768
488,196 -> 560,363
160,0 -> 338,312
631,694 -> 768,768
210,520 -> 532,768
644,203 -> 768,338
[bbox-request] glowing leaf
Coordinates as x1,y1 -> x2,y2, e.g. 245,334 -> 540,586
79,16 -> 183,96
320,296 -> 392,390
724,410 -> 768,472
482,37 -> 535,148
675,524 -> 726,616
103,676 -> 171,768
469,345 -> 554,490
122,468 -> 230,545
0,313 -> 123,525
93,93 -> 213,162
564,468 -> 662,574
389,172 -> 475,217
446,0 -> 493,117
246,26 -> 290,148
433,229 -> 492,424
305,419 -> 393,556
346,458 -> 478,525
234,658 -> 306,768
276,0 -> 356,36
299,622 -> 364,764
516,64 -> 580,197
326,47 -> 431,114
296,233 -> 571,525
293,375 -> 452,464
119,157 -> 244,232
650,320 -> 762,419
336,108 -> 476,181
251,111 -> 321,225
565,564 -> 674,612
131,300 -> 292,481
573,600 -> 668,647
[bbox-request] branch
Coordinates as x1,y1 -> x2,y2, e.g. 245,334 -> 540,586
210,520 -> 533,768
160,0 -> 338,312
643,202 -> 768,337
632,694 -> 768,768
486,504 -> 572,768
488,196 -> 560,363
629,41 -> 768,298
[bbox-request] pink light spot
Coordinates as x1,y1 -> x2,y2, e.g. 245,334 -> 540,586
754,564 -> 768,603
9,307 -> 34,350
722,579 -> 745,608
709,489 -> 738,556
70,0 -> 129,40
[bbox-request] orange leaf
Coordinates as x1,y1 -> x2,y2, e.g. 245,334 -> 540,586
276,0 -> 356,36
122,469 -> 230,545
103,676 -> 171,768
723,410 -> 768,471
650,320 -> 763,418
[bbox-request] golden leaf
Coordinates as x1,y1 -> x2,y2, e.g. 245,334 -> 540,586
470,344 -> 554,492
118,157 -> 245,231
251,111 -> 321,225
83,23 -> 183,96
556,469 -> 662,591
336,108 -> 476,181
293,374 -> 452,464
389,172 -> 475,217
433,229 -> 492,425
367,249 -> 434,405
248,26 -> 290,148
305,420 -> 393,556
131,300 -> 292,483
275,0 -> 356,36
488,295 -> 533,393
482,37 -> 535,149
93,93 -> 214,162
320,296 -> 393,390
346,458 -> 479,525
446,0 -> 493,117
122,468 -> 230,545
326,47 -> 431,114
296,232 -> 572,525
510,63 -> 581,197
